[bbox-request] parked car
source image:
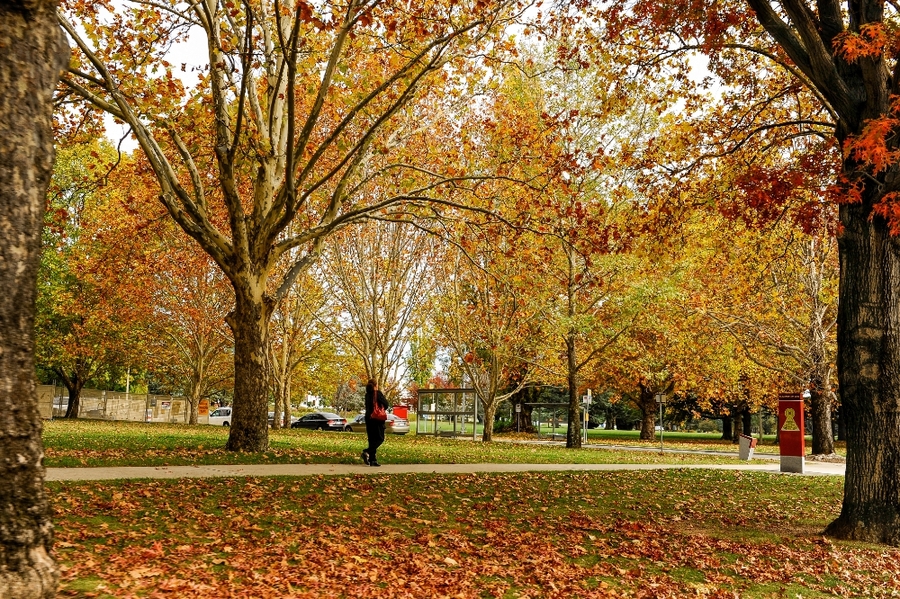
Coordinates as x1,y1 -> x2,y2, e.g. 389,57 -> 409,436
290,411 -> 347,431
345,413 -> 410,435
208,406 -> 232,426
268,411 -> 299,427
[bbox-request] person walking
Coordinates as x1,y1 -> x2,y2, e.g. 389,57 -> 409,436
361,378 -> 389,467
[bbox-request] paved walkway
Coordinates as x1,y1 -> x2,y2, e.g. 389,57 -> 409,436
46,459 -> 845,481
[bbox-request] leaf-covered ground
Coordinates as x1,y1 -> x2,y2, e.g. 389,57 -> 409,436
50,469 -> 894,598
42,420 -> 746,468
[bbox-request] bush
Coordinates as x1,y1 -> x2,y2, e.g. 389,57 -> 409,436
697,419 -> 721,433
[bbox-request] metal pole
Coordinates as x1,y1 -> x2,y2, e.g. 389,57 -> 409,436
655,393 -> 665,453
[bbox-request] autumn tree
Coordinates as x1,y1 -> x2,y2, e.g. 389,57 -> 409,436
0,1 -> 67,596
404,327 -> 438,404
145,225 -> 235,425
696,220 -> 839,455
36,143 -> 151,417
58,0 -> 527,451
333,376 -> 366,413
268,272 -> 332,428
586,0 -> 900,543
318,222 -> 435,397
429,226 -> 546,441
494,45 -> 658,448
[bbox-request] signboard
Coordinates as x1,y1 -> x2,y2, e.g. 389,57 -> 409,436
515,404 -> 521,413
778,392 -> 805,473
198,399 -> 209,417
160,401 -> 171,411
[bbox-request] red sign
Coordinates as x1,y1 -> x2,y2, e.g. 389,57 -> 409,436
778,393 -> 805,472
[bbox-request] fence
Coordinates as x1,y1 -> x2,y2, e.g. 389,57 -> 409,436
37,385 -> 203,424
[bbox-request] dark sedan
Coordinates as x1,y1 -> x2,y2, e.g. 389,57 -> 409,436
290,411 -> 347,431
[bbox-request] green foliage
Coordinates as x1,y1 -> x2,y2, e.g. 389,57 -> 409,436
406,331 -> 437,388
36,141 -> 129,389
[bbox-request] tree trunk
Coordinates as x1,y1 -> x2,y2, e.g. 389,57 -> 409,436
721,415 -> 733,441
271,335 -> 289,429
281,379 -> 291,428
605,409 -> 616,430
225,288 -> 273,452
640,408 -> 655,440
0,2 -> 66,596
282,382 -> 292,428
518,401 -> 535,433
481,400 -> 497,442
824,202 -> 900,544
510,387 -> 537,433
271,378 -> 284,430
742,409 -> 752,437
636,385 -> 656,441
188,384 -> 200,425
565,335 -> 582,448
56,369 -> 84,419
809,388 -> 835,456
835,404 -> 846,442
732,409 -> 743,443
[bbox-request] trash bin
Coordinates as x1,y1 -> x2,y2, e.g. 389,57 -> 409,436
393,405 -> 408,419
738,434 -> 758,460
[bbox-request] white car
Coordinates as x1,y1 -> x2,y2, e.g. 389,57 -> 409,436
268,411 -> 299,427
208,407 -> 233,426
345,413 -> 410,435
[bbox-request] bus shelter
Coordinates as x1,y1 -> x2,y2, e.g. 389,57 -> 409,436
416,388 -> 479,440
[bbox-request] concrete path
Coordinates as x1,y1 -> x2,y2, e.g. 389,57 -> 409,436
46,459 -> 845,481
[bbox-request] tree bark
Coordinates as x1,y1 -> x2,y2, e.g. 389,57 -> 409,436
808,388 -> 835,455
281,382 -> 291,428
481,401 -> 497,442
835,403 -> 846,441
636,385 -> 656,441
721,415 -> 733,441
739,0 -> 900,547
510,387 -> 537,433
55,368 -> 84,419
565,335 -> 582,448
56,370 -> 86,418
188,384 -> 201,425
824,200 -> 900,544
225,288 -> 274,452
732,408 -> 743,443
0,1 -> 67,596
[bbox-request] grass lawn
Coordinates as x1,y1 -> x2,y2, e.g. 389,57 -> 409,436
43,420 -> 752,468
585,428 -> 847,457
50,469 -> 899,598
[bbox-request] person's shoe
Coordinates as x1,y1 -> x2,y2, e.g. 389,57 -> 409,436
361,450 -> 369,465
370,461 -> 381,467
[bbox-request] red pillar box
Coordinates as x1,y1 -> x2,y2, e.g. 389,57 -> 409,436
778,392 -> 805,473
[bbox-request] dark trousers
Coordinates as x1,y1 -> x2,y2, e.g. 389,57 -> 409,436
365,418 -> 385,461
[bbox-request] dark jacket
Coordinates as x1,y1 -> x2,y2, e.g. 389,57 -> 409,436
365,389 -> 389,422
